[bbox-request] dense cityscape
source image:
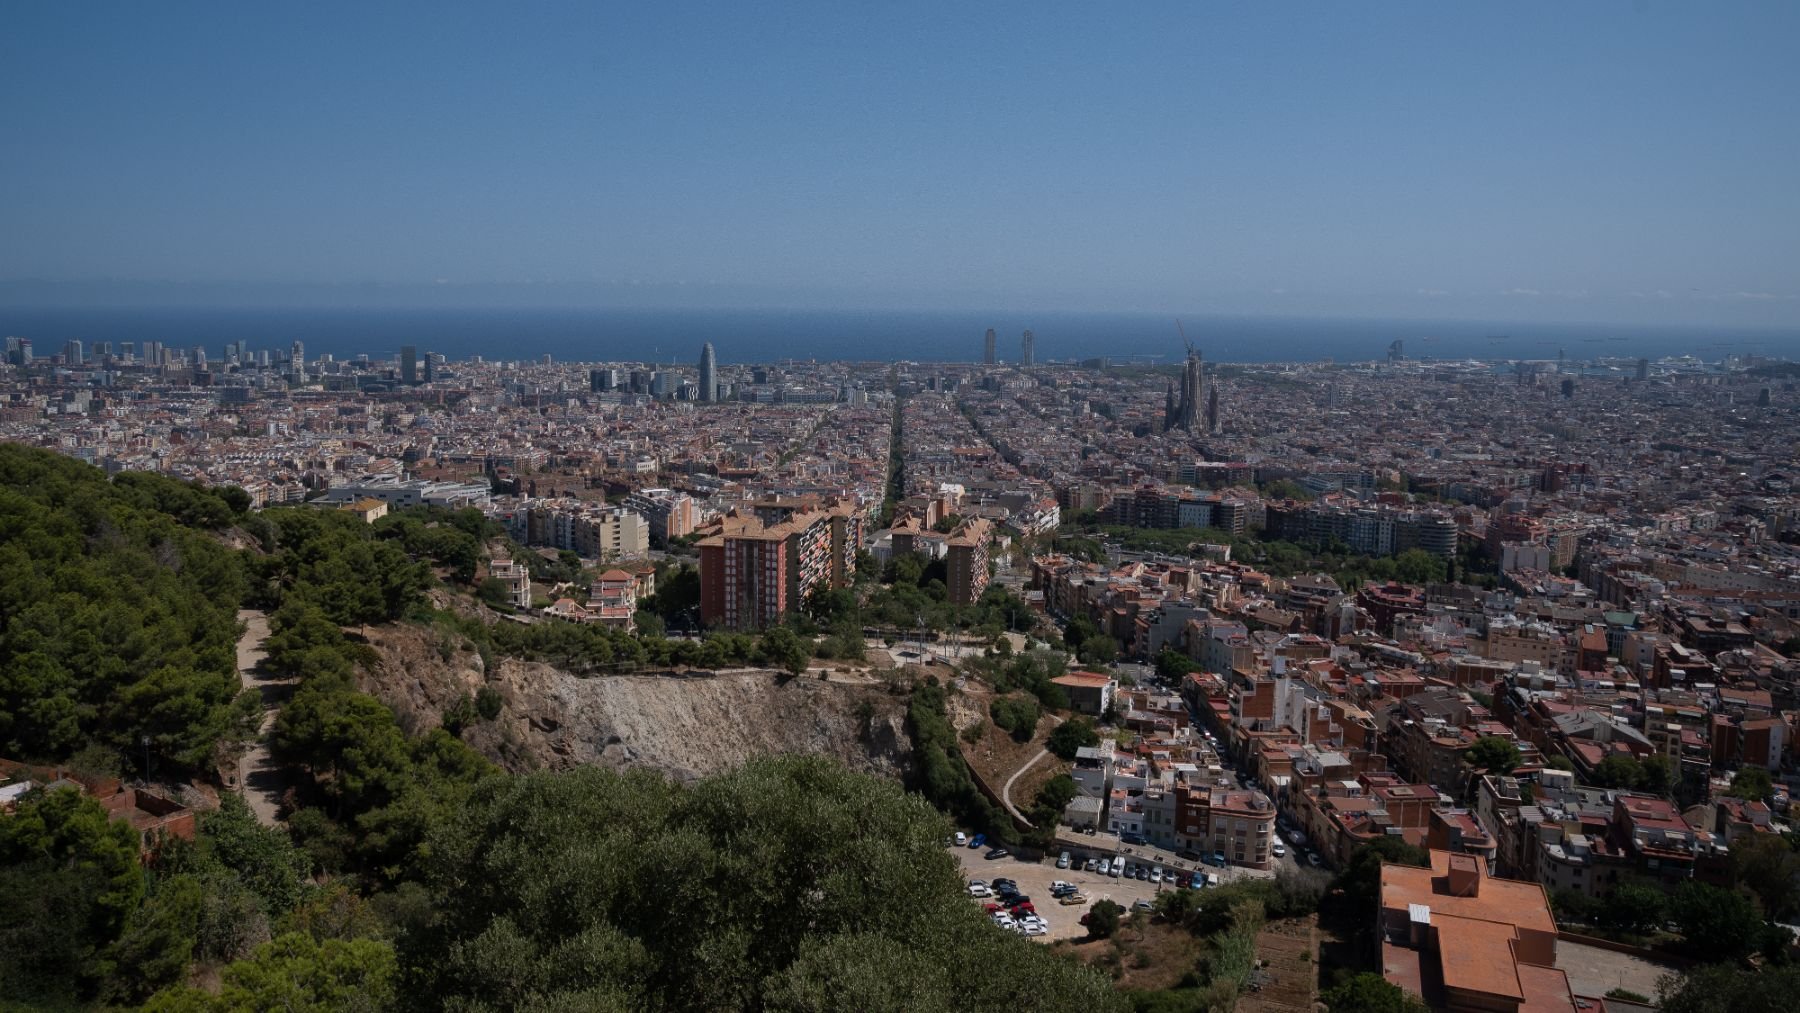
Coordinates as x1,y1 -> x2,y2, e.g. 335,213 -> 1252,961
3,320 -> 1799,1009
6,2 -> 1800,1010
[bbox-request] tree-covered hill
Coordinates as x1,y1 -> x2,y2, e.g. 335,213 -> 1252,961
0,445 -> 1123,1011
0,444 -> 251,773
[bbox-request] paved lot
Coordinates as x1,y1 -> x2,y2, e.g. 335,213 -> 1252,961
1554,940 -> 1677,1000
948,843 -> 1196,941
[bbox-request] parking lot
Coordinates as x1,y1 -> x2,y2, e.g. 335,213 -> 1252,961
948,842 -> 1195,941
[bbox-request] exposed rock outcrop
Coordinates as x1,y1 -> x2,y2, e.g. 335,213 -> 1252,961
353,622 -> 913,782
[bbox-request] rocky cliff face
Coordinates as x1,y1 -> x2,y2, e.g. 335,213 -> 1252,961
354,623 -> 914,782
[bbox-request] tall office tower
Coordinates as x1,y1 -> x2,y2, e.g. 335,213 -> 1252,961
1207,382 -> 1220,434
17,338 -> 31,364
983,328 -> 997,364
1020,329 -> 1035,366
64,339 -> 84,365
400,345 -> 418,384
1387,339 -> 1404,365
1636,357 -> 1650,381
698,342 -> 718,402
4,337 -> 19,365
192,345 -> 208,367
423,353 -> 436,382
257,349 -> 270,367
291,341 -> 305,371
1163,346 -> 1204,432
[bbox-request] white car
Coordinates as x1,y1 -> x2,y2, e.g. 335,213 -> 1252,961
1149,868 -> 1163,884
991,913 -> 1017,930
1019,917 -> 1049,936
1271,842 -> 1287,858
968,883 -> 991,898
954,831 -> 968,847
1050,880 -> 1075,894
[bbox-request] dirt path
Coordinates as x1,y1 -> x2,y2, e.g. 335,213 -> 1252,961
1001,715 -> 1063,826
232,609 -> 294,825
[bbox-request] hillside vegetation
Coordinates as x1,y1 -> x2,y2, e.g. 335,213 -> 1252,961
0,445 -> 1121,1011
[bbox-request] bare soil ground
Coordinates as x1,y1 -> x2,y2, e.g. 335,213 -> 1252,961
1055,922 -> 1208,991
1237,915 -> 1318,1013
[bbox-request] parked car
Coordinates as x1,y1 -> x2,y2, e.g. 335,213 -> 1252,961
1134,865 -> 1149,881
1050,881 -> 1075,895
1210,851 -> 1227,867
984,846 -> 1009,860
1132,898 -> 1155,912
1120,831 -> 1147,845
1306,851 -> 1324,868
953,831 -> 968,847
992,878 -> 1017,891
1271,841 -> 1287,858
1010,902 -> 1036,917
984,902 -> 1003,913
1149,868 -> 1163,884
968,833 -> 986,850
1083,857 -> 1099,872
1206,872 -> 1221,887
968,884 -> 991,898
1059,894 -> 1087,906
1056,851 -> 1071,869
1110,856 -> 1125,877
1189,872 -> 1206,889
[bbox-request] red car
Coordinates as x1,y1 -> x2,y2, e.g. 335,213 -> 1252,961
983,902 -> 1002,913
1009,902 -> 1036,916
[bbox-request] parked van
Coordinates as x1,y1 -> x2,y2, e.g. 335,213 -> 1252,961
1110,856 -> 1125,877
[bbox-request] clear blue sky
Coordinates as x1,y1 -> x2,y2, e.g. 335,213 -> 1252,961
2,2 -> 1797,325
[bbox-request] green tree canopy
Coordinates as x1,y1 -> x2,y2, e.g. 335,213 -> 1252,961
1657,962 -> 1800,1013
1322,972 -> 1431,1013
397,755 -> 1123,1012
1465,736 -> 1521,776
1669,881 -> 1769,964
1591,753 -> 1645,789
1047,717 -> 1101,760
1727,767 -> 1774,802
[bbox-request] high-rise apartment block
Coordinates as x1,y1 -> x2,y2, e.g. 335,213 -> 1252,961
983,328 -> 997,365
698,499 -> 861,630
945,516 -> 992,605
400,345 -> 418,384
1020,329 -> 1035,367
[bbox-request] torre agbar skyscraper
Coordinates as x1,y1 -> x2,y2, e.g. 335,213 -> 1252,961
698,342 -> 718,402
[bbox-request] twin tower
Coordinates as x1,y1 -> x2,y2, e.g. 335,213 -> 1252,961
982,328 -> 1034,367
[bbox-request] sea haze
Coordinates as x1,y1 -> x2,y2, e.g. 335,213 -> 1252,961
1,306 -> 1794,365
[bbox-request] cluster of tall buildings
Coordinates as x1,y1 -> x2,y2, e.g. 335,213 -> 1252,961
980,328 -> 1035,366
